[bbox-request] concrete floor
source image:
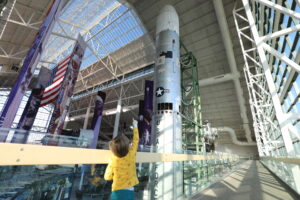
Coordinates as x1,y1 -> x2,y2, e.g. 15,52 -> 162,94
190,160 -> 299,200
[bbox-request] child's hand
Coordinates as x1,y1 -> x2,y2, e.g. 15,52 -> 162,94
132,118 -> 138,128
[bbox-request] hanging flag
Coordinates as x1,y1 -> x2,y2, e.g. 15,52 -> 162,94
138,80 -> 154,146
40,56 -> 71,107
138,100 -> 145,145
143,80 -> 154,146
47,35 -> 87,135
0,0 -> 63,142
90,91 -> 106,149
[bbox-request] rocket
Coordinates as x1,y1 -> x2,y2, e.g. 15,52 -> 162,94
155,4 -> 182,154
152,5 -> 183,199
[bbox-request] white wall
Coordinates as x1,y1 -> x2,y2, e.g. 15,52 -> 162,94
215,142 -> 258,157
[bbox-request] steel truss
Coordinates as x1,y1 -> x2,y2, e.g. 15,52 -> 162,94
0,0 -> 51,63
180,42 -> 204,153
180,42 -> 207,196
234,0 -> 300,156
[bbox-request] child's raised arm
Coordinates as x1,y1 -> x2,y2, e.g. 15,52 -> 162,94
130,119 -> 139,152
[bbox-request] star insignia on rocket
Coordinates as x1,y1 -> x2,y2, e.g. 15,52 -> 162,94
156,87 -> 164,97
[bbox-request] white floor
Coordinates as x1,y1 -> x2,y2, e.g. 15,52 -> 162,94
190,161 -> 298,200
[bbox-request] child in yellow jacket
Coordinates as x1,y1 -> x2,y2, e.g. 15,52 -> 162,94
104,119 -> 139,200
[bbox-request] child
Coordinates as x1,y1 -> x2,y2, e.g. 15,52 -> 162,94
104,119 -> 139,200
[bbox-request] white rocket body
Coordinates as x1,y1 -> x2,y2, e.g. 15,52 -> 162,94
152,5 -> 183,200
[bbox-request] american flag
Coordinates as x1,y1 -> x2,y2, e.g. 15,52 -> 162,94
40,56 -> 71,107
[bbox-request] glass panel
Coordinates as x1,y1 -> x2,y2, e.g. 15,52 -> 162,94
261,158 -> 300,195
0,144 -> 247,199
0,128 -> 90,148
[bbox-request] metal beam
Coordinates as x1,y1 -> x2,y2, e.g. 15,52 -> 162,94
254,0 -> 300,20
51,32 -> 77,41
241,0 -> 295,155
7,19 -> 39,30
68,104 -> 139,121
0,54 -> 23,60
72,66 -> 153,100
263,43 -> 300,73
58,18 -> 89,31
0,0 -> 16,39
261,24 -> 300,41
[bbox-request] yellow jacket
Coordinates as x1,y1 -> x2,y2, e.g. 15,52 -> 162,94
104,128 -> 139,191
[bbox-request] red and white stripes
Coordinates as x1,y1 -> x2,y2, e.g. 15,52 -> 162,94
40,56 -> 71,107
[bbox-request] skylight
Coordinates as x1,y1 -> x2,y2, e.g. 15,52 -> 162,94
40,0 -> 146,71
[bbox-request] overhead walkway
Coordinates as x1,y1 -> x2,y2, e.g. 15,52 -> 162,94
190,160 -> 299,200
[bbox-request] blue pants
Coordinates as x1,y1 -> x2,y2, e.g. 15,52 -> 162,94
110,189 -> 134,200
